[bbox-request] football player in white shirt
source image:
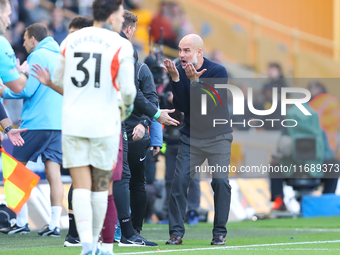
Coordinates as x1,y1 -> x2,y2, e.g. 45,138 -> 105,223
44,1 -> 136,254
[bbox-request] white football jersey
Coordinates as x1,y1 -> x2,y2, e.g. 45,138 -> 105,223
58,27 -> 135,138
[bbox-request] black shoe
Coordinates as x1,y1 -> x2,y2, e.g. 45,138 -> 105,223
118,233 -> 158,247
38,225 -> 60,237
211,235 -> 226,245
64,234 -> 81,247
165,234 -> 183,245
0,223 -> 30,235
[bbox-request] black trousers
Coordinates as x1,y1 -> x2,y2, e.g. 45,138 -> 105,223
127,134 -> 150,232
113,126 -> 131,220
168,133 -> 232,238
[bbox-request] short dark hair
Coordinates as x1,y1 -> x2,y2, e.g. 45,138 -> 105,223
268,62 -> 283,76
0,0 -> 9,12
26,23 -> 47,42
69,16 -> 94,30
308,81 -> 327,94
92,0 -> 123,22
122,10 -> 138,30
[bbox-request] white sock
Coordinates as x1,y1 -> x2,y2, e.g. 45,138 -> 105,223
72,188 -> 93,254
16,203 -> 28,227
49,206 -> 62,230
101,243 -> 113,253
91,191 -> 108,251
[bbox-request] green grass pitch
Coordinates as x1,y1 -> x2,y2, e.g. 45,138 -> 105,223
0,217 -> 340,254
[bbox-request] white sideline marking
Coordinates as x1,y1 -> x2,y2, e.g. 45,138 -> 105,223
294,228 -> 340,232
116,240 -> 340,254
145,228 -> 340,232
236,248 -> 340,251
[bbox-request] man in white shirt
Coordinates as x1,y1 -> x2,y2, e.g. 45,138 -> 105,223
51,1 -> 136,254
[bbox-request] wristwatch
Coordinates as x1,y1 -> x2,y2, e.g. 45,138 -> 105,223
20,71 -> 29,78
4,125 -> 13,135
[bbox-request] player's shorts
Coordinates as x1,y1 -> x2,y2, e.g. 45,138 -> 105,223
62,134 -> 119,171
111,132 -> 123,181
13,130 -> 62,164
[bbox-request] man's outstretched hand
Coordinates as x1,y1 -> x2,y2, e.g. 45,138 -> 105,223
156,109 -> 180,126
31,64 -> 52,86
163,59 -> 180,82
7,128 -> 27,146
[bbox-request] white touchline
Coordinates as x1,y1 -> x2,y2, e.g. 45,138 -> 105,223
294,228 -> 340,232
116,240 -> 340,254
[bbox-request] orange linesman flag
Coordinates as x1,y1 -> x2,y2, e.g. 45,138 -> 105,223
1,147 -> 40,213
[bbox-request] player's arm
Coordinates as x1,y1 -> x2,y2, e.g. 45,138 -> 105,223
5,74 -> 28,94
32,38 -> 68,95
1,55 -> 45,99
31,63 -> 64,95
1,59 -> 29,94
117,54 -> 137,107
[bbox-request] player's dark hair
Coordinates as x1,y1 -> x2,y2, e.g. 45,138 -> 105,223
0,0 -> 10,12
92,0 -> 123,22
122,10 -> 138,30
69,16 -> 94,30
26,23 -> 47,42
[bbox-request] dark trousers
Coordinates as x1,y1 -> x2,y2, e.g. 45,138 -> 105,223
113,126 -> 131,220
164,143 -> 200,215
128,134 -> 150,232
168,133 -> 232,237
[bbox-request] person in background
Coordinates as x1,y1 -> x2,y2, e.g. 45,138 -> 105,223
49,8 -> 68,45
0,23 -> 63,236
150,1 -> 177,49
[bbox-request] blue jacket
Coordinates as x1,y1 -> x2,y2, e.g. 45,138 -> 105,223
3,37 -> 62,130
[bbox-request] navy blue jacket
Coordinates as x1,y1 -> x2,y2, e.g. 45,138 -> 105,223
170,58 -> 232,138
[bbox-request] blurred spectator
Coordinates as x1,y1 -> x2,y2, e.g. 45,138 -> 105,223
49,8 -> 68,45
124,0 -> 142,10
308,81 -> 340,151
11,21 -> 27,61
210,50 -> 225,64
62,0 -> 79,14
22,0 -> 50,26
150,1 -> 193,50
126,0 -> 153,52
150,1 -> 178,49
171,2 -> 193,39
9,0 -> 19,26
78,0 -> 92,16
264,62 -> 287,94
259,62 -> 286,130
